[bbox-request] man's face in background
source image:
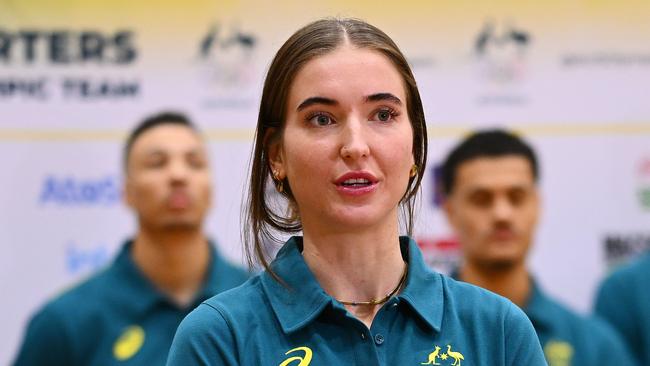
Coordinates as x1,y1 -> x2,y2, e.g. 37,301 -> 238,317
444,155 -> 540,271
124,124 -> 212,232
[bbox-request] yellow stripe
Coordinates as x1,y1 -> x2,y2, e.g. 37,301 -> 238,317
0,130 -> 128,141
204,128 -> 255,141
427,122 -> 650,138
0,122 -> 648,142
0,128 -> 254,142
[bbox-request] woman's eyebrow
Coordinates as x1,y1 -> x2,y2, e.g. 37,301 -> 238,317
297,96 -> 338,111
365,93 -> 402,105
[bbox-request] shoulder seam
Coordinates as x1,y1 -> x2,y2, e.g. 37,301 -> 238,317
201,302 -> 241,364
34,303 -> 76,364
504,302 -> 512,339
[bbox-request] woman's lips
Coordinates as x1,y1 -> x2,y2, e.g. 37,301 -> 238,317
334,171 -> 379,196
336,182 -> 378,196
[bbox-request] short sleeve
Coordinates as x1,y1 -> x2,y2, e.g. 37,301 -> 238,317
12,306 -> 73,366
588,317 -> 639,366
594,272 -> 639,351
503,303 -> 547,366
166,303 -> 239,366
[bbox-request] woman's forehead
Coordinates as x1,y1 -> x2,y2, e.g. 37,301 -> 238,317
288,46 -> 407,106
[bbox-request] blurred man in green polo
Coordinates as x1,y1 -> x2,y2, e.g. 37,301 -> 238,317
595,252 -> 650,365
13,112 -> 248,366
441,129 -> 637,366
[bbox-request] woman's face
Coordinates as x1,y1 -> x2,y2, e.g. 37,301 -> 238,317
271,44 -> 415,232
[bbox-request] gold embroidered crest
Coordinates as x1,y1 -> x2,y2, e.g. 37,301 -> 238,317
421,344 -> 465,365
544,340 -> 574,366
113,325 -> 145,361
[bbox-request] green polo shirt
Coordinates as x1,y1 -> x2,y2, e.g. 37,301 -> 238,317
525,281 -> 637,366
595,252 -> 650,366
13,240 -> 249,366
167,236 -> 545,365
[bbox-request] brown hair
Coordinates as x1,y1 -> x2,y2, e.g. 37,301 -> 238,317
243,17 -> 427,279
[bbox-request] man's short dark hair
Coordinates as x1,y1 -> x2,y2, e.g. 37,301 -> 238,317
123,112 -> 198,171
441,129 -> 539,195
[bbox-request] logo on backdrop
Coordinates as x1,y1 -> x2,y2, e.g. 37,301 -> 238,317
472,19 -> 532,106
39,175 -> 120,206
561,52 -> 650,69
66,241 -> 111,275
637,157 -> 650,211
602,157 -> 650,271
430,163 -> 445,209
603,232 -> 650,270
417,236 -> 461,275
196,22 -> 258,110
0,29 -> 140,101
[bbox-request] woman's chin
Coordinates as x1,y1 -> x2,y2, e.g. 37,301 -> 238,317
320,205 -> 394,230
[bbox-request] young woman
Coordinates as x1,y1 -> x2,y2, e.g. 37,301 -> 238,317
167,18 -> 546,366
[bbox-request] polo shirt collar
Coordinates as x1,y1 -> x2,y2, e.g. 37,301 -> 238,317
261,237 -> 333,334
109,239 -> 223,315
522,278 -> 555,333
397,236 -> 444,332
261,236 -> 444,334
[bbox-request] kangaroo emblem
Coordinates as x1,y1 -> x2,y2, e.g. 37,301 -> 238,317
421,345 -> 441,365
446,345 -> 465,366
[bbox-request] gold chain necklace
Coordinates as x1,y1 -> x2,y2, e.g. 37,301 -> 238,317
337,263 -> 408,306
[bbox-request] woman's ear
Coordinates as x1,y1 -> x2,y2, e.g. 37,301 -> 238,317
265,128 -> 285,179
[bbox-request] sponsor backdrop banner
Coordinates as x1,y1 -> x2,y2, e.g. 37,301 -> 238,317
1,0 -> 649,362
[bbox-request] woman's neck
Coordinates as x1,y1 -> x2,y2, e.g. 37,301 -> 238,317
301,221 -> 406,328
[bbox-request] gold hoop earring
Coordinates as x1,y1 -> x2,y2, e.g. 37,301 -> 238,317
409,164 -> 418,178
272,170 -> 284,193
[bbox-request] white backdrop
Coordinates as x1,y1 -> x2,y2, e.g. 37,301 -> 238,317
2,1 -> 650,364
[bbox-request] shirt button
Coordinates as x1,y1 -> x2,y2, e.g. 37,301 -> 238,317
360,332 -> 366,341
374,333 -> 385,345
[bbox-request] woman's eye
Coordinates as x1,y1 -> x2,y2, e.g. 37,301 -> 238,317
373,108 -> 397,122
308,113 -> 334,126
